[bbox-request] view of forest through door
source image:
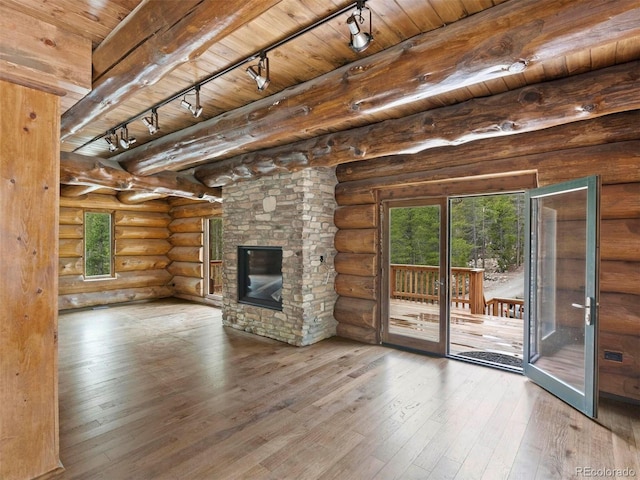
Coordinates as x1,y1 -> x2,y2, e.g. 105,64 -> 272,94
384,192 -> 525,370
384,199 -> 447,354
449,193 -> 525,369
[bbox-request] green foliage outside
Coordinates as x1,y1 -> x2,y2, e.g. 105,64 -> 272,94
390,193 -> 525,272
85,212 -> 112,277
209,217 -> 223,260
390,205 -> 440,266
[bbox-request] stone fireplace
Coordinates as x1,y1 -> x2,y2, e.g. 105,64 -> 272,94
221,168 -> 338,346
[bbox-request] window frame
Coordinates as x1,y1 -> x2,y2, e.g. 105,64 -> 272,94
83,210 -> 115,279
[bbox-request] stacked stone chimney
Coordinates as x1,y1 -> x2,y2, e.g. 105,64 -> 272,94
222,168 -> 338,346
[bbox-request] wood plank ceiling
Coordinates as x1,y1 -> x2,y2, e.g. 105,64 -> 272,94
3,0 -> 640,201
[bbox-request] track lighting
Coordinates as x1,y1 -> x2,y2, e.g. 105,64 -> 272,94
104,130 -> 118,152
119,125 -> 136,149
347,0 -> 373,52
142,109 -> 159,134
246,53 -> 270,91
180,85 -> 203,118
90,2 -> 377,154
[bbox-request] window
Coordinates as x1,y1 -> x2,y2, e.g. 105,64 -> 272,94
206,217 -> 224,296
84,211 -> 113,278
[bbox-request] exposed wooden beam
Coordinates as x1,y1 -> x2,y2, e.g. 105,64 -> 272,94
60,152 -> 221,202
334,141 -> 640,206
194,61 -> 640,187
335,111 -> 640,183
0,4 -> 91,96
91,0 -> 201,82
60,185 -> 103,198
116,191 -> 169,204
119,0 -> 640,176
60,0 -> 283,139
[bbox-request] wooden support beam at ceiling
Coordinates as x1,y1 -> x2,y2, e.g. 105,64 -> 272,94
60,185 -> 103,198
60,152 -> 221,202
91,0 -> 201,83
117,0 -> 640,176
60,0 -> 284,139
116,191 -> 169,204
335,111 -> 640,184
194,61 -> 640,187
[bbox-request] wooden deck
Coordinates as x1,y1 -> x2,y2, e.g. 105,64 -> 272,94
389,300 -> 524,358
55,299 -> 640,480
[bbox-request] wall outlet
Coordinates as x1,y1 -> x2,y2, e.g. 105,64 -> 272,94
604,351 -> 623,362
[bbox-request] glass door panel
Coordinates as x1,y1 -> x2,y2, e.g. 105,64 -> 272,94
382,199 -> 447,354
525,176 -> 599,417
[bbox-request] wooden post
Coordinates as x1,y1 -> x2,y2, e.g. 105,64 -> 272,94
0,80 -> 62,479
0,10 -> 89,476
468,269 -> 486,315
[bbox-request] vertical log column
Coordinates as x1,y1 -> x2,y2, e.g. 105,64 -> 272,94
0,81 -> 62,479
0,8 -> 90,477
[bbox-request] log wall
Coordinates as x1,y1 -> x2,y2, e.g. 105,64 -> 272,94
333,111 -> 640,402
168,199 -> 222,306
58,193 -> 173,310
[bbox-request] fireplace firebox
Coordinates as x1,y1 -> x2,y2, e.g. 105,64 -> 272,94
237,246 -> 283,310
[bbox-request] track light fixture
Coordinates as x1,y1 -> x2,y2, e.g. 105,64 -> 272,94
180,85 -> 204,118
246,53 -> 270,91
87,1 -> 376,154
347,0 -> 373,52
104,130 -> 118,152
142,108 -> 159,134
118,125 -> 136,149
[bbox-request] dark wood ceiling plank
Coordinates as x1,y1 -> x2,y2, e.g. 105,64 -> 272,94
118,0 -> 640,176
60,0 -> 284,139
193,61 -> 640,186
393,0 -> 445,31
60,152 -> 221,202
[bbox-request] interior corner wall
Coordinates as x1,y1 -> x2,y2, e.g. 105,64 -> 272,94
58,194 -> 173,310
333,110 -> 640,402
168,200 -> 222,306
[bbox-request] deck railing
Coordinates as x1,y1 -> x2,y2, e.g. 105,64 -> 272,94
485,297 -> 525,319
390,264 -> 521,318
209,260 -> 223,295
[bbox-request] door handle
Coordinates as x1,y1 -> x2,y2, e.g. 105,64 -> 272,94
571,297 -> 593,326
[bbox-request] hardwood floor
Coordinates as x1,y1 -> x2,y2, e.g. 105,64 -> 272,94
57,299 -> 639,480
